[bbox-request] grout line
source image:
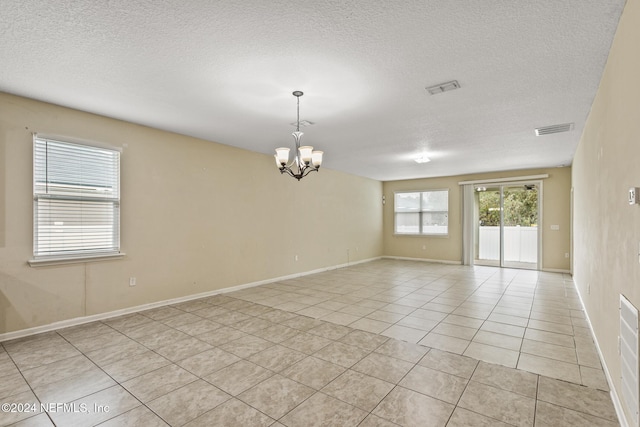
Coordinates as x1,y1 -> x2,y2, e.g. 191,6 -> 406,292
3,261 -> 614,426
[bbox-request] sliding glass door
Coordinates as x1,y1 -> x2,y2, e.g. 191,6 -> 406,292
474,183 -> 540,270
475,186 -> 501,266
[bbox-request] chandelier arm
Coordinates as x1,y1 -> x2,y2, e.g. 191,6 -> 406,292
282,165 -> 303,181
288,165 -> 308,180
281,167 -> 295,179
300,165 -> 318,179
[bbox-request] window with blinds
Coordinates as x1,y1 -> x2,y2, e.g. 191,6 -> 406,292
394,189 -> 449,235
33,135 -> 120,259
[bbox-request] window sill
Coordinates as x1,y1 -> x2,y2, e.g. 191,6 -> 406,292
393,233 -> 449,238
28,252 -> 126,267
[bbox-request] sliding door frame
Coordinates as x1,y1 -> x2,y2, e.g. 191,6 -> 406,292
472,179 -> 543,270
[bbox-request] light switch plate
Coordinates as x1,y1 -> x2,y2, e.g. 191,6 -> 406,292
629,187 -> 639,205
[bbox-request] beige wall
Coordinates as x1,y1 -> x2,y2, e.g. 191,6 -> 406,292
383,167 -> 572,271
0,93 -> 383,335
572,0 -> 640,423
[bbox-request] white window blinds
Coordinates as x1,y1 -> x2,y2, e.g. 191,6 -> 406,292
33,135 -> 120,258
394,190 -> 449,235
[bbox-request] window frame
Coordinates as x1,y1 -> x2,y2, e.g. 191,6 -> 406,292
29,134 -> 124,266
393,189 -> 450,236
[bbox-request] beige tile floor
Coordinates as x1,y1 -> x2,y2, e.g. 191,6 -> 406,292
0,259 -> 619,426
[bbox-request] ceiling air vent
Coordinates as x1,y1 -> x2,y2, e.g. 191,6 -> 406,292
534,123 -> 574,136
426,80 -> 460,95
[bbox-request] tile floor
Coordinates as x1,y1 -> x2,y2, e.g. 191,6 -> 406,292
0,259 -> 619,426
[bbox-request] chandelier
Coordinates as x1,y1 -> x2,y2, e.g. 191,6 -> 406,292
274,91 -> 323,180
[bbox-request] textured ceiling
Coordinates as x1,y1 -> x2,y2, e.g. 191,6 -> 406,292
0,0 -> 625,181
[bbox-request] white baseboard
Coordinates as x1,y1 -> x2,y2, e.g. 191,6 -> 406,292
381,256 -> 462,265
572,278 -> 628,427
542,267 -> 572,274
0,256 -> 381,343
381,257 -> 571,273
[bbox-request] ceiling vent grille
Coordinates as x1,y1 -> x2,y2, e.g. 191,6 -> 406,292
534,123 -> 574,136
426,80 -> 460,95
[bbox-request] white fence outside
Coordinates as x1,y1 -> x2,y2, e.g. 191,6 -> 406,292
478,226 -> 538,263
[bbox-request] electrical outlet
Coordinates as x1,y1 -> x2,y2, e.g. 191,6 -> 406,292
129,277 -> 136,287
294,255 -> 299,261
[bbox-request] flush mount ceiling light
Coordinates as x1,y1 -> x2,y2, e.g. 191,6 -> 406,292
414,155 -> 431,164
274,91 -> 323,181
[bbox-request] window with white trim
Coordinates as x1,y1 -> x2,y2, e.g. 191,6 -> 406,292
394,189 -> 449,235
33,135 -> 121,259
